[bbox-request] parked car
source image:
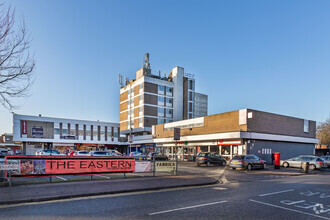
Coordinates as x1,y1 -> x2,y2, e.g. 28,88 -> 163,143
229,154 -> 267,171
107,150 -> 122,156
196,152 -> 226,167
147,152 -> 168,161
37,150 -> 66,156
281,155 -> 327,170
129,152 -> 147,160
73,151 -> 90,156
0,148 -> 9,157
320,156 -> 330,168
88,151 -> 113,156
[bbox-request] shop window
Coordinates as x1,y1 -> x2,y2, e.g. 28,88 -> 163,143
221,146 -> 231,155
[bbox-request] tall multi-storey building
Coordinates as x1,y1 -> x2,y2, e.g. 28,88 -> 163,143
119,53 -> 208,136
194,92 -> 208,117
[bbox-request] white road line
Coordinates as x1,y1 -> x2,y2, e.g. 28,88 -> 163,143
56,176 -> 67,181
259,189 -> 294,197
249,199 -> 329,220
96,175 -> 110,179
149,200 -> 228,216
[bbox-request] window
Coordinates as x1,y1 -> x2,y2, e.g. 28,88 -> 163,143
166,98 -> 173,106
54,128 -> 60,135
139,84 -> 143,90
139,118 -> 143,123
158,108 -> 164,116
139,95 -> 143,101
158,96 -> 164,104
157,118 -> 164,124
158,85 -> 164,94
105,126 -> 108,141
166,109 -> 173,117
304,120 -> 309,133
83,125 -> 86,140
90,125 -> 93,140
139,107 -> 143,112
166,87 -> 173,96
98,126 -> 101,141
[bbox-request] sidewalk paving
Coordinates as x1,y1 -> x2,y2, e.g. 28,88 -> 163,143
0,175 -> 218,205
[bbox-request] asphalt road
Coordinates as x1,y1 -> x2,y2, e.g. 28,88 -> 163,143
0,164 -> 329,219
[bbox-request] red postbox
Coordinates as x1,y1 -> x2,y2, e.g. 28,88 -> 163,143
274,152 -> 280,169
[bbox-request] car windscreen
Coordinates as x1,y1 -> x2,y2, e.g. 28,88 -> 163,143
94,152 -> 106,155
197,153 -> 209,157
79,151 -> 89,154
232,156 -> 244,160
316,158 -> 325,162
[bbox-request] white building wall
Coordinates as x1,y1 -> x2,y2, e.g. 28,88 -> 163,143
172,66 -> 184,121
13,114 -> 120,145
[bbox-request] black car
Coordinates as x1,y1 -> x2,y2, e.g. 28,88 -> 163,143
147,152 -> 168,161
196,152 -> 226,167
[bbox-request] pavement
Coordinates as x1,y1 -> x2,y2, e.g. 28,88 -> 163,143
0,175 -> 218,205
0,162 -> 327,206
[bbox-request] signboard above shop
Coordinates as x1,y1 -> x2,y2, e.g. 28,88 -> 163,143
32,127 -> 44,138
217,139 -> 241,146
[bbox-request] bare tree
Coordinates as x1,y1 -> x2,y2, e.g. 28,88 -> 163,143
0,4 -> 35,110
317,118 -> 330,147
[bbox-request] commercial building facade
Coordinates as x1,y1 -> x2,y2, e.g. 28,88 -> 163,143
13,114 -> 121,155
132,109 -> 318,164
119,53 -> 208,137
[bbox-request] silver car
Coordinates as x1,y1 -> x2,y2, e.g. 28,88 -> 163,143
88,151 -> 113,156
281,155 -> 327,170
320,156 -> 330,168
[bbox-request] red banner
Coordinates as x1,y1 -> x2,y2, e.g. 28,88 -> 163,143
5,156 -> 135,178
21,121 -> 27,134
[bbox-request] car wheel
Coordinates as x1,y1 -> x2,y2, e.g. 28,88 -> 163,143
231,167 -> 236,170
262,163 -> 267,169
206,161 -> 211,167
309,164 -> 316,170
222,161 -> 226,166
283,162 -> 289,168
247,164 -> 252,171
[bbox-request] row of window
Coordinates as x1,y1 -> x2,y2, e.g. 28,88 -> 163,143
54,123 -> 119,141
158,108 -> 173,117
157,118 -> 173,124
158,85 -> 173,96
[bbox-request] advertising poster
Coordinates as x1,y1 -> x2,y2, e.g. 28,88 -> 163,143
135,161 -> 152,172
20,160 -> 34,174
155,161 -> 176,172
34,160 -> 45,174
5,156 -> 135,178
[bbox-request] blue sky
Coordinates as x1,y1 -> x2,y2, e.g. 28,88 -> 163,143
0,0 -> 330,133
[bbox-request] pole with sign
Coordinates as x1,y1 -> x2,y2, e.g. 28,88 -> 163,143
173,128 -> 180,175
0,164 -> 19,187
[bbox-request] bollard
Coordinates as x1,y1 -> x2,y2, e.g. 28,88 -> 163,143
124,173 -> 126,179
8,171 -> 11,187
301,162 -> 309,174
90,175 -> 93,181
49,177 -> 52,183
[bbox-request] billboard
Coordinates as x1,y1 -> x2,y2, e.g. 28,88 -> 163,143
5,156 -> 135,178
32,127 -> 44,138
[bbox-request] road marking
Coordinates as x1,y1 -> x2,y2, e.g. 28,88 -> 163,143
249,199 -> 329,220
149,200 -> 228,216
259,189 -> 294,197
212,187 -> 227,190
56,176 -> 67,181
96,175 -> 110,179
0,184 -> 219,209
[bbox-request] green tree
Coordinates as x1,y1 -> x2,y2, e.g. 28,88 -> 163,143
316,118 -> 330,146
